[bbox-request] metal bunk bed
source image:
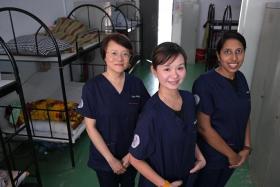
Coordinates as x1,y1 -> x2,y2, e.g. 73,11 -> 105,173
0,37 -> 42,187
0,6 -> 114,168
104,4 -> 128,34
103,3 -> 141,71
67,4 -> 115,82
205,4 -> 238,70
115,3 -> 143,58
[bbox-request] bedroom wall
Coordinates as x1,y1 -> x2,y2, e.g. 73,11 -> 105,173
238,2 -> 280,186
172,0 -> 200,64
239,0 -> 280,87
0,0 -> 66,40
0,0 -> 67,83
65,0 -> 115,14
65,0 -> 139,15
197,0 -> 242,48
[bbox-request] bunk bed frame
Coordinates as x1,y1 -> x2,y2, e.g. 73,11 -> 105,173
0,6 -> 114,168
104,4 -> 128,33
0,37 -> 42,187
67,4 -> 115,81
115,3 -> 143,57
205,4 -> 238,70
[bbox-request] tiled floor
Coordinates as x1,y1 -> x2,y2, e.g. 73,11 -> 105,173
35,60 -> 255,186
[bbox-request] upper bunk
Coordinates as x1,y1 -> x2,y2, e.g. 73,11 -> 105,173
105,3 -> 142,33
101,2 -> 142,56
0,5 -> 115,66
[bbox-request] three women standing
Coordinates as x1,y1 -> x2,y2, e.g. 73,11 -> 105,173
79,31 -> 250,187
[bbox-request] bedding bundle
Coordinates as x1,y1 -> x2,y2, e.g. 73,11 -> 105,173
51,17 -> 99,47
5,98 -> 83,129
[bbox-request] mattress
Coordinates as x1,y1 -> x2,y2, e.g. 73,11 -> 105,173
0,40 -> 99,63
1,120 -> 85,143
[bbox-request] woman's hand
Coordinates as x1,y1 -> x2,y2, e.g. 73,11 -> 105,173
170,180 -> 183,187
122,153 -> 130,169
190,144 -> 206,173
228,153 -> 242,168
108,156 -> 126,175
237,149 -> 250,165
190,159 -> 206,173
229,149 -> 250,168
85,118 -> 126,174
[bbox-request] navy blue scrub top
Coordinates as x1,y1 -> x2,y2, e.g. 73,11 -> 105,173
129,91 -> 197,186
192,70 -> 251,169
78,73 -> 150,171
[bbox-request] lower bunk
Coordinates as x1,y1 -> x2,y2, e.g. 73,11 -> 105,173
1,118 -> 85,144
0,71 -> 85,167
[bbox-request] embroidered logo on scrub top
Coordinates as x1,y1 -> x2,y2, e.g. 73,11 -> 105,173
130,95 -> 141,104
193,120 -> 197,125
131,134 -> 140,148
194,94 -> 200,105
131,95 -> 141,98
245,90 -> 251,101
78,99 -> 83,108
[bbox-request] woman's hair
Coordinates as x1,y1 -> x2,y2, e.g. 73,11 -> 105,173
216,31 -> 247,54
152,42 -> 187,69
100,33 -> 133,60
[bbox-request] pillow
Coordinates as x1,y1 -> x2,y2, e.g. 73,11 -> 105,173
8,99 -> 83,129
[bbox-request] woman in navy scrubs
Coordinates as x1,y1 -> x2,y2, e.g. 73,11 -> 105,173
78,33 -> 150,187
129,42 -> 205,187
192,31 -> 251,187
